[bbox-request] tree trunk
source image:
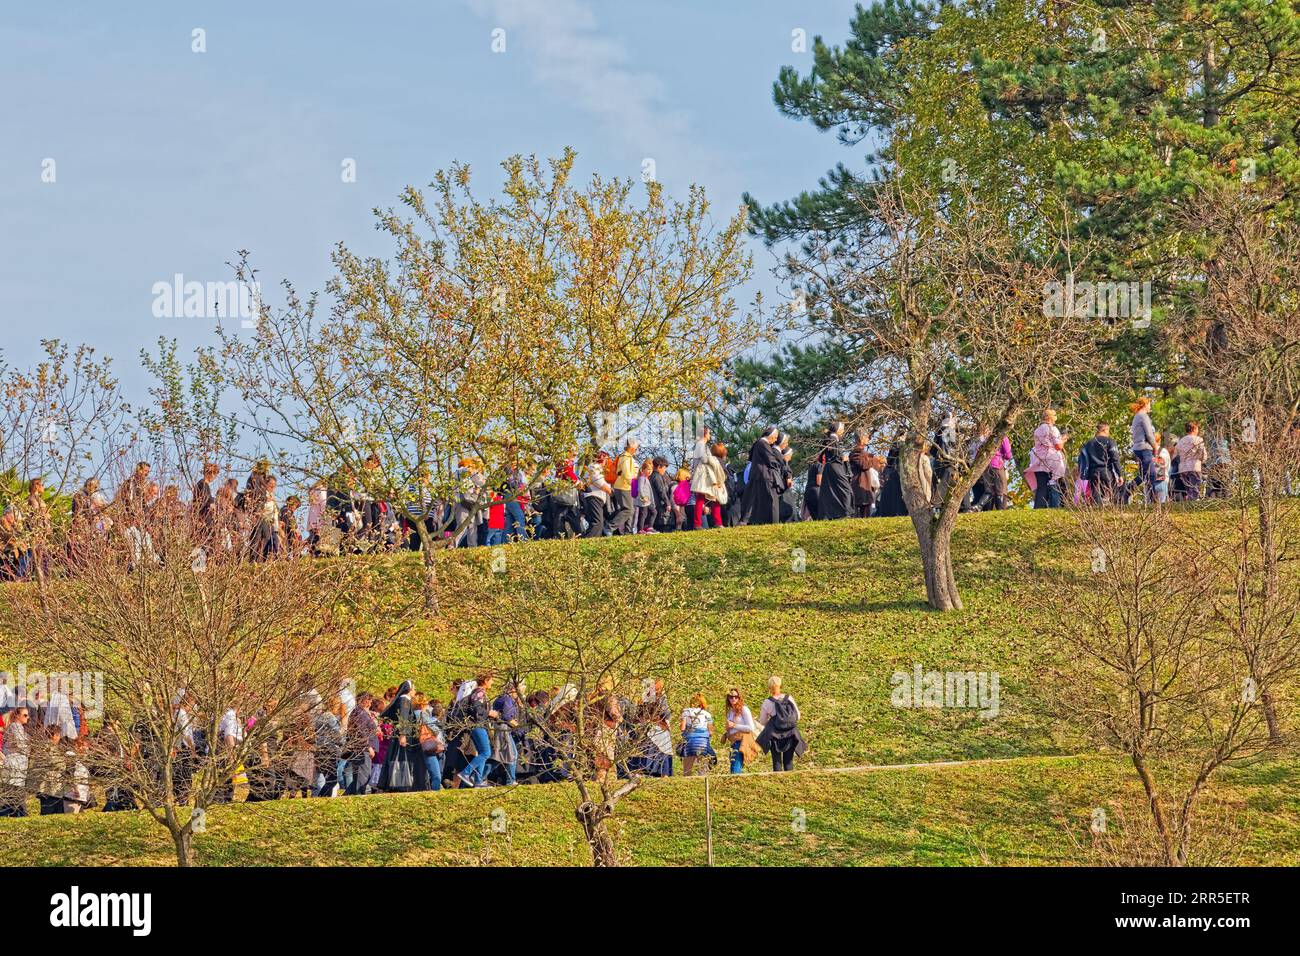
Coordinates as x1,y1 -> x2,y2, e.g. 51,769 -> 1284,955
420,535 -> 440,616
575,801 -> 618,867
898,439 -> 963,612
171,826 -> 193,867
914,517 -> 963,611
1261,690 -> 1282,745
1256,490 -> 1284,745
1132,756 -> 1176,866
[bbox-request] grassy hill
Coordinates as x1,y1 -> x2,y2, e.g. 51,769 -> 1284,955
3,509 -> 1298,866
4,756 -> 1296,866
360,510 -> 1088,768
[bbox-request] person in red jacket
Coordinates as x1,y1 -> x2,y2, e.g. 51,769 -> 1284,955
485,493 -> 507,546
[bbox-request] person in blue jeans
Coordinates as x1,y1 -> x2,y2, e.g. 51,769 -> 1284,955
452,673 -> 496,788
1130,397 -> 1157,500
504,499 -> 529,542
416,695 -> 446,790
723,688 -> 756,774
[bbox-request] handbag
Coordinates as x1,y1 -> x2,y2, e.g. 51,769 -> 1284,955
418,722 -> 446,755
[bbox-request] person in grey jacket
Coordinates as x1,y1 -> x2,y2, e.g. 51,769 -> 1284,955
1130,397 -> 1157,500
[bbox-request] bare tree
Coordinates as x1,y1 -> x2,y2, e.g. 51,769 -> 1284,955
2,492 -> 404,865
1056,504 -> 1296,865
137,337 -> 235,488
1173,182 -> 1300,742
0,340 -> 136,498
782,181 -> 1104,609
441,551 -> 710,866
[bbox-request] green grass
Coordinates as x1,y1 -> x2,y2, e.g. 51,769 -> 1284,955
353,510 -> 1090,768
4,756 -> 1296,866
3,508 -> 1297,865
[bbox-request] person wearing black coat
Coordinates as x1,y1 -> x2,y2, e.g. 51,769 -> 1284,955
739,427 -> 784,525
192,462 -> 219,534
874,445 -> 908,517
377,681 -> 427,792
1080,423 -> 1124,504
649,458 -> 674,532
814,422 -> 854,520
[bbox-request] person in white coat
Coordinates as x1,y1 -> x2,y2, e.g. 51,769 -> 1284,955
689,440 -> 728,529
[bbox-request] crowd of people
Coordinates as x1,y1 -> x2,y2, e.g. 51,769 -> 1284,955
0,424 -> 878,575
1025,398 -> 1218,509
0,671 -> 806,816
0,399 -> 1235,818
0,403 -> 1232,579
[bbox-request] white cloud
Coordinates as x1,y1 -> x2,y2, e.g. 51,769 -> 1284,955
464,0 -> 727,185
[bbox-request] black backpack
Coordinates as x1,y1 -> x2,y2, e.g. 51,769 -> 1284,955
767,696 -> 798,736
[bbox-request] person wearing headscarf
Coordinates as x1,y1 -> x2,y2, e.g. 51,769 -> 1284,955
377,680 -> 426,792
814,422 -> 854,520
874,445 -> 907,517
739,427 -> 784,525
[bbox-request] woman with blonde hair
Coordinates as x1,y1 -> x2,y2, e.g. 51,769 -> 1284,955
757,676 -> 806,772
672,466 -> 693,530
1027,409 -> 1068,509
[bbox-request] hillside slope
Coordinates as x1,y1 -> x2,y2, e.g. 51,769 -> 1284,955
5,509 -> 1297,866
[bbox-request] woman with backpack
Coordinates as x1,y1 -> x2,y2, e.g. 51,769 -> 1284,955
678,692 -> 716,775
451,672 -> 497,788
757,676 -> 806,772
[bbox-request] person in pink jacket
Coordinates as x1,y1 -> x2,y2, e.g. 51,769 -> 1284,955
1027,409 -> 1069,509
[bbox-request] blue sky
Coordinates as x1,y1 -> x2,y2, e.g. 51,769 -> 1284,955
1,0 -> 861,400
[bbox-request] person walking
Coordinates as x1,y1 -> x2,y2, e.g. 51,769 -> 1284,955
610,440 -> 639,535
1080,423 -> 1124,504
1174,421 -> 1208,500
814,422 -> 854,520
0,705 -> 30,817
689,441 -> 728,529
377,680 -> 426,792
415,695 -> 447,791
451,673 -> 496,788
1130,397 -> 1157,502
849,433 -> 877,518
582,453 -> 613,538
1151,433 -> 1173,504
1028,410 -> 1068,509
